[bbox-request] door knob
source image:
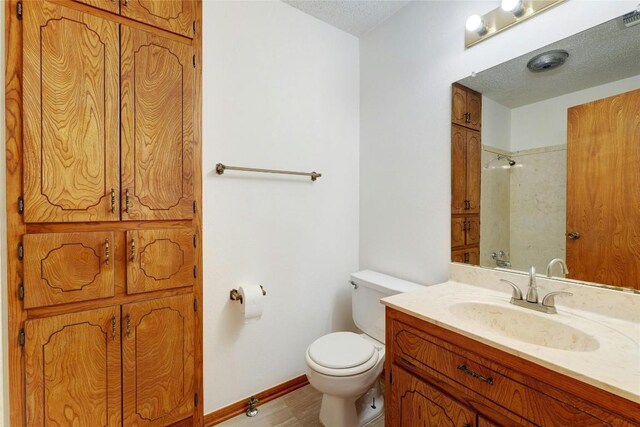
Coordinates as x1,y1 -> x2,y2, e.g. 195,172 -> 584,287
567,231 -> 581,240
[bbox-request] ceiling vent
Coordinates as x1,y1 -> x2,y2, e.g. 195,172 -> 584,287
622,10 -> 640,27
526,50 -> 569,73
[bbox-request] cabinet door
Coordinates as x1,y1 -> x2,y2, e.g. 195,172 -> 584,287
25,306 -> 121,426
23,1 -> 120,223
123,295 -> 195,426
452,217 -> 467,248
121,0 -> 193,38
468,247 -> 480,266
452,86 -> 468,128
466,130 -> 481,214
451,125 -> 467,214
23,232 -> 115,308
467,217 -> 480,245
73,0 -> 120,13
127,229 -> 195,294
391,366 -> 476,427
121,26 -> 194,221
467,90 -> 482,131
478,416 -> 501,427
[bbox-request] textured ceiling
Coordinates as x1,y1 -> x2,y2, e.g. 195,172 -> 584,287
458,15 -> 640,108
282,0 -> 411,36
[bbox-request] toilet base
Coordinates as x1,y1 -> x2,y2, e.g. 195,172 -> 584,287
319,380 -> 384,427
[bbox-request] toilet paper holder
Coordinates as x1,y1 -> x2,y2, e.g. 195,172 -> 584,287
230,285 -> 267,303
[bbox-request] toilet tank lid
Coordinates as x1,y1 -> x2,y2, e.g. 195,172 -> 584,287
350,270 -> 422,295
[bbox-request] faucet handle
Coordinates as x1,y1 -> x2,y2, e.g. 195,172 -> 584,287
499,279 -> 523,301
541,291 -> 573,308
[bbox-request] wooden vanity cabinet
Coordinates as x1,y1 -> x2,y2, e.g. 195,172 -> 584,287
386,308 -> 640,427
452,84 -> 481,131
451,247 -> 479,265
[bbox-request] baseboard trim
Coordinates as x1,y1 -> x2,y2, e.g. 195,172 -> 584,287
203,375 -> 310,426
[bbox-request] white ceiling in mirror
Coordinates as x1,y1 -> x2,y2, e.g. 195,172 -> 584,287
281,0 -> 411,36
459,15 -> 640,108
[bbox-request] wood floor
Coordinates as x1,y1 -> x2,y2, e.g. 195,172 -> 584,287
218,385 -> 385,426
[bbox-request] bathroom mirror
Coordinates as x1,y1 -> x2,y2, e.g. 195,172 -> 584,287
453,11 -> 640,291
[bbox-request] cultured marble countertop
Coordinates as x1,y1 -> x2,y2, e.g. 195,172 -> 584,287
382,280 -> 640,403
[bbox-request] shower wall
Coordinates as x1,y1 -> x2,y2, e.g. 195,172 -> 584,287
480,147 -> 511,268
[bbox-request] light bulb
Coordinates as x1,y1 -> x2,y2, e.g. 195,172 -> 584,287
465,15 -> 487,35
501,0 -> 525,17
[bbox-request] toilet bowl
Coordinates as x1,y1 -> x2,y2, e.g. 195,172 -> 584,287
305,270 -> 422,427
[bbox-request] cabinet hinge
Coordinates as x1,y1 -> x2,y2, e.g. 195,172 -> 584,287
193,55 -> 196,68
19,329 -> 25,346
193,265 -> 198,278
194,297 -> 198,312
18,242 -> 24,261
18,196 -> 24,214
193,200 -> 197,213
18,283 -> 24,300
16,1 -> 23,20
194,393 -> 199,407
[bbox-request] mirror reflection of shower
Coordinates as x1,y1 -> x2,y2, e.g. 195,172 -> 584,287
485,154 -> 516,169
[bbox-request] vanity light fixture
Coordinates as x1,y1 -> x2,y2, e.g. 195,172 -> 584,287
465,0 -> 566,48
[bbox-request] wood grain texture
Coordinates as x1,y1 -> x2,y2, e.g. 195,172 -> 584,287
391,365 -> 476,427
478,416 -> 501,427
451,85 -> 467,128
466,130 -> 481,213
451,125 -> 467,214
451,217 -> 466,248
467,90 -> 482,131
24,231 -> 115,308
567,88 -> 640,289
25,306 -> 122,426
466,216 -> 480,245
121,0 -> 193,38
127,229 -> 195,294
121,25 -> 194,221
387,308 -> 640,426
123,295 -> 195,426
73,0 -> 120,14
23,0 -> 120,222
204,375 -> 310,426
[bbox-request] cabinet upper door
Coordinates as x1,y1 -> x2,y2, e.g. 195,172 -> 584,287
452,85 -> 468,128
123,295 -> 195,426
120,0 -> 194,38
127,229 -> 195,294
25,306 -> 121,427
451,125 -> 467,214
73,0 -> 120,13
121,26 -> 194,221
465,130 -> 481,214
23,1 -> 120,223
23,232 -> 115,308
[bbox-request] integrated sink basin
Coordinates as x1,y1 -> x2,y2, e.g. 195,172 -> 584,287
449,301 -> 600,352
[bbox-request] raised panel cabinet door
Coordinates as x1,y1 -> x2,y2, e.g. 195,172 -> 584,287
451,125 -> 467,214
451,217 -> 467,248
73,0 -> 120,13
466,130 -> 481,214
120,0 -> 194,38
121,26 -> 194,221
127,229 -> 195,294
391,366 -> 476,427
23,1 -> 120,223
468,247 -> 480,266
466,217 -> 480,245
467,90 -> 482,131
452,85 -> 468,128
25,306 -> 121,427
23,232 -> 115,308
123,295 -> 195,426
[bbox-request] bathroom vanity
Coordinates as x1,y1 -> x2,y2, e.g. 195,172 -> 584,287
382,267 -> 640,427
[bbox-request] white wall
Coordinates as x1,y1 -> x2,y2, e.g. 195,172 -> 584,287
202,1 -> 359,413
359,0 -> 637,285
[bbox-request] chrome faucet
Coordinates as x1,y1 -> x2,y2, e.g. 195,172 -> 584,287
526,265 -> 538,303
499,275 -> 573,314
546,258 -> 569,278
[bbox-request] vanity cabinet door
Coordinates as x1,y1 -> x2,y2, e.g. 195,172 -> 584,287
121,25 -> 194,221
391,365 -> 476,427
120,0 -> 194,38
24,306 -> 122,427
23,0 -> 120,223
122,295 -> 195,426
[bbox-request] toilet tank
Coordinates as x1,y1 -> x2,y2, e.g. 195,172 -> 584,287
351,270 -> 422,343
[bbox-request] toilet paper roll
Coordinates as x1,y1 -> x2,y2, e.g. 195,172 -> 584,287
238,285 -> 265,324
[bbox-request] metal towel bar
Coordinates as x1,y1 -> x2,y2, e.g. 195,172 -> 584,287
216,163 -> 321,181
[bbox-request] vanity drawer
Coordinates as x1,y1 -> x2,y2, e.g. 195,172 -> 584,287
392,320 -> 613,426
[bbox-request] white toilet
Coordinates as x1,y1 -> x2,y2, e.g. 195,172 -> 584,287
305,270 -> 422,427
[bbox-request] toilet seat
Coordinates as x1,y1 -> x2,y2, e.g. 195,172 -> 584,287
306,332 -> 379,377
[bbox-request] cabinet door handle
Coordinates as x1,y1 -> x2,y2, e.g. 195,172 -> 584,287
465,112 -> 471,123
457,364 -> 494,385
110,188 -> 116,213
125,188 -> 130,213
130,239 -> 136,262
463,252 -> 469,263
126,314 -> 131,337
105,239 -> 110,265
567,231 -> 581,240
111,316 -> 116,340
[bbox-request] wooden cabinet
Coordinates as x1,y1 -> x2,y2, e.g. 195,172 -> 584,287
121,0 -> 194,38
25,306 -> 122,427
23,232 -> 115,308
452,247 -> 479,265
452,125 -> 480,215
391,365 -> 476,427
452,217 -> 479,247
74,0 -> 120,13
123,295 -> 195,426
386,308 -> 640,427
121,26 -> 195,221
127,229 -> 195,294
452,84 -> 481,131
23,1 -> 120,223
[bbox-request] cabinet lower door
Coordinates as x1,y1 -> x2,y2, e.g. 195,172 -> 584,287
24,306 -> 122,426
391,366 -> 476,427
123,295 -> 195,426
